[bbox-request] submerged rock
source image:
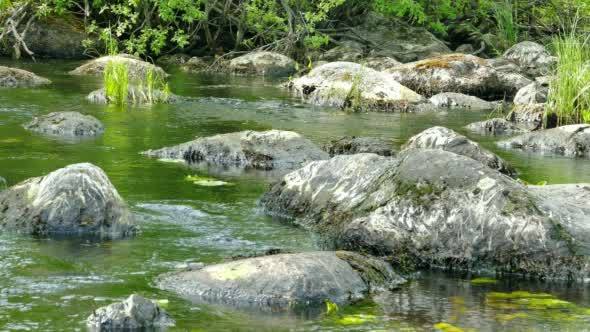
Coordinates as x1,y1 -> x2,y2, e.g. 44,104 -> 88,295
323,136 -> 394,157
503,41 -> 556,78
69,54 -> 167,79
498,124 -> 590,158
386,54 -> 513,99
465,118 -> 527,136
402,126 -> 515,176
23,111 -> 104,138
87,86 -> 178,105
228,51 -> 296,76
260,149 -> 590,279
513,80 -> 549,105
158,251 -> 405,310
288,62 -> 424,112
429,92 -> 498,110
0,66 -> 51,87
87,294 -> 174,331
0,163 -> 135,237
142,130 -> 328,171
157,53 -> 191,66
0,176 -> 5,191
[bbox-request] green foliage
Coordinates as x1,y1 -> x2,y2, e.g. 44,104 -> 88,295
493,0 -> 519,52
548,31 -> 590,124
104,60 -> 129,105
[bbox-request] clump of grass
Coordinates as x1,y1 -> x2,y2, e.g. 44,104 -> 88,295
548,33 -> 590,125
493,0 -> 519,52
104,60 -> 129,105
103,63 -> 171,105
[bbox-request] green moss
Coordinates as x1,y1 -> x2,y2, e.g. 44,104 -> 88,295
434,322 -> 465,332
337,314 -> 377,325
470,277 -> 498,285
325,300 -> 339,315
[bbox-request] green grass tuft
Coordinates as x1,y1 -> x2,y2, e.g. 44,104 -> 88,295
548,33 -> 590,125
104,60 -> 129,105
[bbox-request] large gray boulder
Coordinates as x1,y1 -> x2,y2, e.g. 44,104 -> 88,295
513,80 -> 549,105
323,136 -> 394,157
498,124 -> 590,158
158,251 -> 405,310
0,163 -> 135,237
23,112 -> 104,138
260,149 -> 590,280
465,118 -> 527,136
228,51 -> 296,76
362,56 -> 402,71
429,92 -> 498,110
486,57 -> 533,92
69,54 -> 167,79
288,62 -> 424,112
0,66 -> 51,87
142,130 -> 329,171
503,41 -> 556,78
350,12 -> 450,62
87,294 -> 174,331
402,126 -> 515,176
386,54 -> 515,99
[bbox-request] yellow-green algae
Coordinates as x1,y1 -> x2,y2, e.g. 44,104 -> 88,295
434,322 -> 465,332
470,277 -> 498,285
185,174 -> 233,187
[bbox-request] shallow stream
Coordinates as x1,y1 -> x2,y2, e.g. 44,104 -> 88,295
1,59 -> 589,331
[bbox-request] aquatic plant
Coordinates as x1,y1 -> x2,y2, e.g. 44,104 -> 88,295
104,60 -> 129,105
547,29 -> 590,125
470,277 -> 498,285
184,175 -> 232,187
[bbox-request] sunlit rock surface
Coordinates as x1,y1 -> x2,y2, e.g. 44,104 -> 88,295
23,111 -> 104,138
142,130 -> 329,171
158,251 -> 405,310
261,149 -> 590,279
0,163 -> 135,237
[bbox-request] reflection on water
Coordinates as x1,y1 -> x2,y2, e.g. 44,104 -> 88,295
0,59 -> 589,331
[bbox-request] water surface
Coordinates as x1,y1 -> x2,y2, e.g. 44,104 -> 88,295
1,59 -> 589,331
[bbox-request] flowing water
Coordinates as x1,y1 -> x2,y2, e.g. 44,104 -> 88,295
1,59 -> 590,331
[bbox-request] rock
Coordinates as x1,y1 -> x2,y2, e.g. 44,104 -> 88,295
69,54 -> 167,79
0,177 -> 6,191
455,44 -> 474,53
142,130 -> 329,171
506,103 -> 556,131
0,163 -> 136,237
288,62 -> 424,112
228,51 -> 296,76
158,251 -> 405,310
323,136 -> 394,157
87,294 -> 174,330
513,80 -> 549,104
429,92 -> 498,110
386,54 -> 515,99
351,12 -> 450,62
180,56 -> 210,72
23,112 -> 104,138
498,124 -> 590,158
0,66 -> 51,87
362,56 -> 402,71
320,41 -> 365,62
1,16 -> 90,59
260,149 -> 590,279
465,118 -> 527,136
503,41 -> 556,77
157,53 -> 191,66
402,126 -> 516,176
87,86 -> 179,105
486,57 -> 533,92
